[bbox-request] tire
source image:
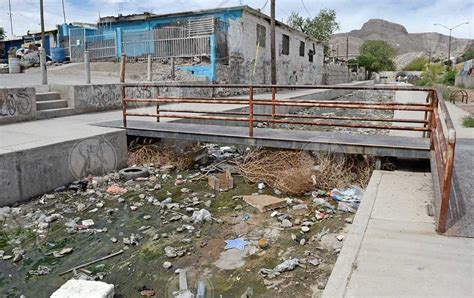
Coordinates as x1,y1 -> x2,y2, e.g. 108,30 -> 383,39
119,167 -> 149,181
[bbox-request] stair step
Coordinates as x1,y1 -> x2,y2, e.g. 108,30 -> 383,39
36,99 -> 68,111
36,92 -> 61,102
36,107 -> 76,120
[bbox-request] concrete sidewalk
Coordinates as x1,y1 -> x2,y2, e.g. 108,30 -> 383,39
323,170 -> 474,297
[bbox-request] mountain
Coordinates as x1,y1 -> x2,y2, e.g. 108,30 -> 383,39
330,19 -> 473,69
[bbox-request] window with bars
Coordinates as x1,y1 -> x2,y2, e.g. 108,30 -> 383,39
299,41 -> 305,57
256,24 -> 266,48
282,34 -> 289,55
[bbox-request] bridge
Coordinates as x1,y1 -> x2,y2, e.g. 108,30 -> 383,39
97,82 -> 458,234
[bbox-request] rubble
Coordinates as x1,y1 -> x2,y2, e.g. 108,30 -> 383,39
260,258 -> 300,278
0,143 -> 361,297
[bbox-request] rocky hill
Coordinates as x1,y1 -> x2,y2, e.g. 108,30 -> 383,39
330,19 -> 473,69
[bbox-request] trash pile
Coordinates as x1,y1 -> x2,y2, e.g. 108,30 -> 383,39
0,143 -> 366,297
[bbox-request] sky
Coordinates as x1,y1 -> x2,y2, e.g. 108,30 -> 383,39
1,0 -> 473,39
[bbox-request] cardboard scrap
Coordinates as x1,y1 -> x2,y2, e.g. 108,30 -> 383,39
208,170 -> 234,191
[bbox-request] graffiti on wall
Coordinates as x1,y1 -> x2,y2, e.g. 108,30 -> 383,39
76,84 -> 121,110
69,136 -> 118,179
0,88 -> 33,117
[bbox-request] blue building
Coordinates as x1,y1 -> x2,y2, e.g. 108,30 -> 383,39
58,6 -> 325,84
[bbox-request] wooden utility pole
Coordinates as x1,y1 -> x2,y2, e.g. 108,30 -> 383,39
270,0 -> 276,85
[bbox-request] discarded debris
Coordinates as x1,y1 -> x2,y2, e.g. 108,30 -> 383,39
330,185 -> 364,211
106,185 -> 128,195
59,250 -> 124,276
259,258 -> 300,278
225,238 -> 248,251
208,169 -> 234,191
243,195 -> 286,213
190,209 -> 212,224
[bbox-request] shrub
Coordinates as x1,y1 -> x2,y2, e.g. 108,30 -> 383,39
443,70 -> 457,86
404,57 -> 428,71
463,116 -> 474,128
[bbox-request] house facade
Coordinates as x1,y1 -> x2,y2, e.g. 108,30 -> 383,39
61,6 -> 324,85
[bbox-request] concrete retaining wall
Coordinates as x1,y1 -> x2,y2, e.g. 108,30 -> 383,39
0,131 -> 127,206
455,75 -> 474,88
0,87 -> 36,124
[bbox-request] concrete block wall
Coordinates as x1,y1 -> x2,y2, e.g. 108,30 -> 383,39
323,64 -> 351,85
455,75 -> 474,88
220,12 -> 325,85
0,87 -> 36,124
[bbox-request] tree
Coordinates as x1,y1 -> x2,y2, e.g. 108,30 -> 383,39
404,57 -> 428,71
287,9 -> 340,56
356,40 -> 396,76
0,27 -> 5,40
460,43 -> 474,62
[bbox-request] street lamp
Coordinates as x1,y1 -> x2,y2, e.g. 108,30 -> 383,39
434,22 -> 469,68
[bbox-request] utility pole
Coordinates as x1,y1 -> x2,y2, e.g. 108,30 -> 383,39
61,0 -> 67,24
40,0 -> 45,47
434,22 -> 469,68
346,36 -> 350,77
40,0 -> 47,85
8,0 -> 13,36
270,0 -> 276,85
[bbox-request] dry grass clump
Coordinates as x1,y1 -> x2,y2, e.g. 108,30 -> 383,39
312,153 -> 375,190
236,149 -> 316,194
127,140 -> 195,170
236,149 -> 375,194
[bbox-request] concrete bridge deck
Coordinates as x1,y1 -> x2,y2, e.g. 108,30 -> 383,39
97,120 -> 431,159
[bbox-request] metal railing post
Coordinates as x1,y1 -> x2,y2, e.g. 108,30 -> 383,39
249,86 -> 254,137
438,133 -> 455,233
120,54 -> 127,128
429,91 -> 438,150
271,86 -> 276,128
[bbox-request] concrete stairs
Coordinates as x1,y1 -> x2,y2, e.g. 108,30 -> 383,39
36,92 -> 75,119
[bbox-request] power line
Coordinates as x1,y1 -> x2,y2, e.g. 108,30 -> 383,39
301,0 -> 312,18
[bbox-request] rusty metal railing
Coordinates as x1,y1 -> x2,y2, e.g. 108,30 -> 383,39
431,88 -> 456,233
118,57 -> 455,233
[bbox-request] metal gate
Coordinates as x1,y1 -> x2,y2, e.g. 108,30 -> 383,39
69,28 -> 117,62
69,28 -> 85,63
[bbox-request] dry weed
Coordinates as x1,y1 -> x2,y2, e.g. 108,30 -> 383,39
312,153 -> 375,190
237,149 -> 375,194
127,140 -> 195,170
236,149 -> 315,194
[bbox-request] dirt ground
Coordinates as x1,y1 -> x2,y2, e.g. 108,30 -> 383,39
0,145 -> 358,297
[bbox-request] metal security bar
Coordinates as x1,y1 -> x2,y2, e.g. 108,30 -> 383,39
69,28 -> 117,62
86,32 -> 116,61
